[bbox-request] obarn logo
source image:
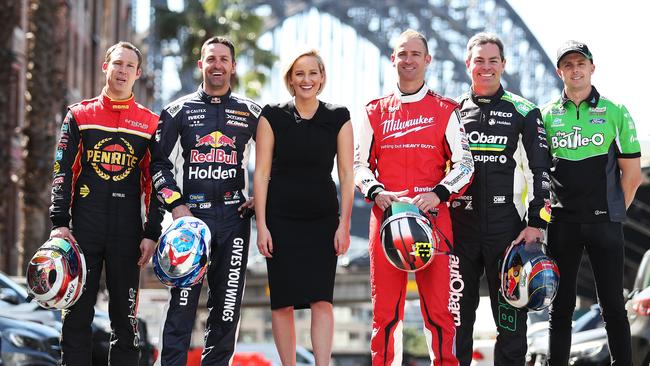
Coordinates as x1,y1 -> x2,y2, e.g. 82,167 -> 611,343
87,138 -> 138,180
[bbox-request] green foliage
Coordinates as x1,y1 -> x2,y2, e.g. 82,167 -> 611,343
154,0 -> 276,98
403,326 -> 429,356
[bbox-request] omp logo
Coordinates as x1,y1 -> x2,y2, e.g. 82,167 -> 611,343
551,126 -> 604,149
468,131 -> 508,151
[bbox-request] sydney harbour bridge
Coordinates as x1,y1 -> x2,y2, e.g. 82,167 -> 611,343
149,0 -> 650,308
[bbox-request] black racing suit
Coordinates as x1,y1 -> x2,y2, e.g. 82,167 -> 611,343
150,86 -> 260,366
49,92 -> 163,366
450,86 -> 551,365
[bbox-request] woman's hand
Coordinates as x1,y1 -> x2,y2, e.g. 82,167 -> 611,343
256,225 -> 274,258
334,224 -> 350,256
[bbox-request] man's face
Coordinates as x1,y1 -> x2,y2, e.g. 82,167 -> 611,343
198,43 -> 236,95
556,52 -> 594,92
466,42 -> 505,95
391,37 -> 431,85
102,47 -> 141,99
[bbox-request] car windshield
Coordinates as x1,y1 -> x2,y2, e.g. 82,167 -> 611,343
0,272 -> 29,301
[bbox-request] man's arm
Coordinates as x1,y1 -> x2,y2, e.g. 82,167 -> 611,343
615,104 -> 642,209
436,109 -> 474,201
49,110 -> 80,229
150,106 -> 188,216
619,157 -> 642,209
520,108 -> 552,229
353,106 -> 384,200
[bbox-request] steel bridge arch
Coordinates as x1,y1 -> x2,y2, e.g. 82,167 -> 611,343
247,0 -> 561,104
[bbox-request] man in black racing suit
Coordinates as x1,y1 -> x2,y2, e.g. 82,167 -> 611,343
450,33 -> 552,365
150,36 -> 260,366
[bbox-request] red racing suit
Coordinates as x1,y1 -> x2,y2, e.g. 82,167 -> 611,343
354,85 -> 473,366
49,91 -> 163,365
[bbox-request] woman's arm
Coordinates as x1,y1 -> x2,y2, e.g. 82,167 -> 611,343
335,120 -> 354,255
253,116 -> 275,257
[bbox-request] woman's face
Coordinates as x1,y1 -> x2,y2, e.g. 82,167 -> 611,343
289,55 -> 324,99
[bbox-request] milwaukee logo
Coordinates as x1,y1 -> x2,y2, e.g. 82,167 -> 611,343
381,115 -> 434,140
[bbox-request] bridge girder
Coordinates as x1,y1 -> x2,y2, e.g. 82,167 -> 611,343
245,0 -> 562,104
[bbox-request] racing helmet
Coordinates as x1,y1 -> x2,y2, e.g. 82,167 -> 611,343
500,240 -> 560,311
153,216 -> 211,288
25,237 -> 87,309
380,201 -> 439,272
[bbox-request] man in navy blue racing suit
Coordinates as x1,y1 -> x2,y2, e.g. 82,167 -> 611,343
150,36 -> 260,366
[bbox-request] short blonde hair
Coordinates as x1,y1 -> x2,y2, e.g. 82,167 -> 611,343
282,49 -> 326,96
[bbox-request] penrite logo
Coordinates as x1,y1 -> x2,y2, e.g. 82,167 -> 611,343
87,138 -> 138,181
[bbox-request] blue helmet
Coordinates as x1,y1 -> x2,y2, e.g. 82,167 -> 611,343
380,202 -> 440,272
153,217 -> 211,288
26,238 -> 87,309
500,240 -> 560,311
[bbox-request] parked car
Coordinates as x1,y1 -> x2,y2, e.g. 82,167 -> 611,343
627,249 -> 650,365
0,314 -> 61,365
0,271 -> 155,365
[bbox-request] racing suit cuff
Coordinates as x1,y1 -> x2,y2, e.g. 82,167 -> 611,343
142,228 -> 161,242
166,198 -> 186,212
367,185 -> 385,201
432,185 -> 451,202
527,217 -> 548,230
51,217 -> 70,229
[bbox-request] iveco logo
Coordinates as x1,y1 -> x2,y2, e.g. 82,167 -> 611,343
490,111 -> 513,118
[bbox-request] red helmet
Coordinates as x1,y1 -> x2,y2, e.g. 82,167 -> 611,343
380,202 -> 439,272
26,238 -> 87,309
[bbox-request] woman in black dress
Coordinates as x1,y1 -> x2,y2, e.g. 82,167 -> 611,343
253,49 -> 354,365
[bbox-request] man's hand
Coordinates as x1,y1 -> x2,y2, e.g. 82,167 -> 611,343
171,205 -> 193,220
138,238 -> 156,266
410,192 -> 441,213
512,226 -> 544,245
50,227 -> 77,245
374,189 -> 409,211
238,198 -> 255,219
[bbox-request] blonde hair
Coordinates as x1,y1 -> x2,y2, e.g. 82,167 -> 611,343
282,49 -> 326,96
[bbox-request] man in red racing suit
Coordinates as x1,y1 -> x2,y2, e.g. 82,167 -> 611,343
354,29 -> 473,366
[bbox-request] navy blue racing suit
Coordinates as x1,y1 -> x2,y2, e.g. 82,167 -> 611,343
150,86 -> 260,366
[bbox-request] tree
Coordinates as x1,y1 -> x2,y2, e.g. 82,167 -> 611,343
0,0 -> 21,274
20,0 -> 68,267
154,0 -> 275,99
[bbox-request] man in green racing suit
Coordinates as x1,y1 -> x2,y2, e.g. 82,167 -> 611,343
541,40 -> 642,366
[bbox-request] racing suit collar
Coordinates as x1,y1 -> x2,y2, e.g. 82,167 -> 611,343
560,85 -> 600,107
394,83 -> 428,103
197,84 -> 232,104
100,89 -> 135,110
470,85 -> 505,106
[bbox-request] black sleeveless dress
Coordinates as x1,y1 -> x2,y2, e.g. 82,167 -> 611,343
262,100 -> 350,310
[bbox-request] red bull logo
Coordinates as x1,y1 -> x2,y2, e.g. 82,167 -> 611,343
195,131 -> 237,149
190,149 -> 237,164
160,187 -> 181,204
